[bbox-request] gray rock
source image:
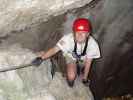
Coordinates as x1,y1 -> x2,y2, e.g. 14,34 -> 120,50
0,45 -> 94,100
0,0 -> 92,37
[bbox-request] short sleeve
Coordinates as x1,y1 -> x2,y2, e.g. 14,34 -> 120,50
86,38 -> 101,59
56,34 -> 71,53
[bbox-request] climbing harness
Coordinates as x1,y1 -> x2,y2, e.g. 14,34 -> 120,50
72,36 -> 89,60
72,37 -> 89,76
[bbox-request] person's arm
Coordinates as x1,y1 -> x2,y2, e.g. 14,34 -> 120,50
31,46 -> 60,66
40,46 -> 61,60
83,58 -> 93,80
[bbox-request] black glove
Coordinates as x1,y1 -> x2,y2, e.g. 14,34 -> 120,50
82,79 -> 90,86
31,57 -> 43,67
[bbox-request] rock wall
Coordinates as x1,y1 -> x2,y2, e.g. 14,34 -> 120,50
88,0 -> 133,99
0,45 -> 94,100
0,0 -> 93,37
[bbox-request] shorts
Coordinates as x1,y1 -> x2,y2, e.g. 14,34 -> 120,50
63,54 -> 85,66
64,55 -> 76,64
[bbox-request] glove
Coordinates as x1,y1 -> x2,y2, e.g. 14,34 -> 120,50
82,79 -> 90,86
31,57 -> 43,67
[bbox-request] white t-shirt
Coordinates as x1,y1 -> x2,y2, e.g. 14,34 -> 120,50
56,33 -> 101,60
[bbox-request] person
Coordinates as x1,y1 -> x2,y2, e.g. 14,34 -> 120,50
33,18 -> 101,87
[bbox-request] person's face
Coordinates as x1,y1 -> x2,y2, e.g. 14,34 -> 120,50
74,31 -> 89,43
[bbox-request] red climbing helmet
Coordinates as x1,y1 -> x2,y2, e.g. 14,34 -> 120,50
73,18 -> 92,33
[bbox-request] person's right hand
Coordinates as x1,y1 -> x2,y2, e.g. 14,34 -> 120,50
31,57 -> 43,67
32,51 -> 46,67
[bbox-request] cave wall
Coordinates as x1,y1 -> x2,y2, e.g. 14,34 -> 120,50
88,0 -> 133,99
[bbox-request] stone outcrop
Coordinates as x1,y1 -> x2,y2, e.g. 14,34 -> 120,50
0,45 -> 94,100
0,0 -> 92,37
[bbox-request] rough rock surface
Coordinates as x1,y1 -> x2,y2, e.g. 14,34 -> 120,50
0,45 -> 94,100
0,0 -> 92,37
